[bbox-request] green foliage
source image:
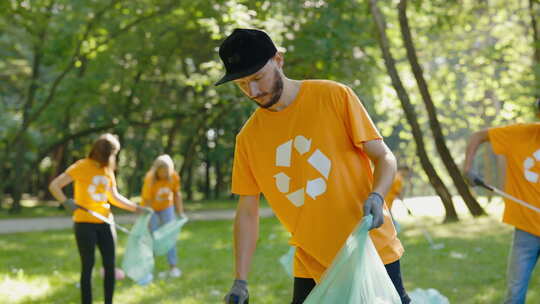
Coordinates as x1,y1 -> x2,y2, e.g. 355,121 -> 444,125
0,0 -> 538,205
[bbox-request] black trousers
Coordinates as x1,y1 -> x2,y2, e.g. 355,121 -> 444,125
74,222 -> 116,304
291,259 -> 411,304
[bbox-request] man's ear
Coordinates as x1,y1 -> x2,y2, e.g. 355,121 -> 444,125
273,52 -> 284,69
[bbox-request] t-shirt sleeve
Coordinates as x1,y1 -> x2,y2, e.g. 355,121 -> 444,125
342,86 -> 382,149
231,135 -> 261,195
488,124 -> 529,156
65,160 -> 84,180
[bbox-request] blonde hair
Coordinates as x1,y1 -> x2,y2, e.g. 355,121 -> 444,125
146,154 -> 175,184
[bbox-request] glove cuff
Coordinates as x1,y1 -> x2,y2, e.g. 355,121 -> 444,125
234,279 -> 248,288
368,192 -> 384,205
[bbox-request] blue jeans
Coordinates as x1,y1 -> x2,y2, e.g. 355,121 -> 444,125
504,228 -> 540,304
150,206 -> 177,266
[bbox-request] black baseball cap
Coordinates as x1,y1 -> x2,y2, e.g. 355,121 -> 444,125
215,28 -> 278,86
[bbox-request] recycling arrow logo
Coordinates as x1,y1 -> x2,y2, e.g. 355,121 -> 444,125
156,187 -> 172,201
87,175 -> 110,207
273,135 -> 332,207
524,149 -> 540,183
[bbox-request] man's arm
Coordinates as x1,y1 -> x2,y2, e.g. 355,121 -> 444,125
363,139 -> 397,229
233,194 -> 260,280
463,129 -> 490,173
364,139 -> 397,198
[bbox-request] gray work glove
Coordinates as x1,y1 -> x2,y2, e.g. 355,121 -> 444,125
363,192 -> 384,230
224,279 -> 249,304
63,198 -> 78,213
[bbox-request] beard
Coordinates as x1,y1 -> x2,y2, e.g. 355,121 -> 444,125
250,69 -> 284,109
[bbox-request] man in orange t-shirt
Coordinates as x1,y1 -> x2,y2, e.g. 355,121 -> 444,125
216,29 -> 408,304
464,99 -> 540,304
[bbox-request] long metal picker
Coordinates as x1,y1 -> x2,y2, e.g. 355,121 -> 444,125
77,205 -> 131,233
470,174 -> 540,213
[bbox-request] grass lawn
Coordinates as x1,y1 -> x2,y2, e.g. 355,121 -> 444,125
1,212 -> 540,303
0,198 -> 270,220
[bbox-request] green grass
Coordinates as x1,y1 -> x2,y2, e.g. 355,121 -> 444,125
0,198 -> 269,220
1,215 -> 539,303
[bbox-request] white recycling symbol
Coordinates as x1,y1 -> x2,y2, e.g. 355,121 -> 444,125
523,149 -> 540,183
273,135 -> 332,207
87,175 -> 110,205
156,187 -> 172,201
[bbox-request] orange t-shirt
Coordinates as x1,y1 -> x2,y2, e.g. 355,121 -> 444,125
232,80 -> 403,281
385,172 -> 404,210
141,172 -> 180,212
489,123 -> 540,236
66,158 -> 117,223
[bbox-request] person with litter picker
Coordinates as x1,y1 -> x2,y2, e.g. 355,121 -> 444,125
216,28 -> 410,304
141,154 -> 185,279
385,165 -> 411,229
49,133 -> 149,304
463,98 -> 540,304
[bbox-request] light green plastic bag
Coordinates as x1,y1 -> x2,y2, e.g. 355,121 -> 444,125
409,288 -> 450,304
122,213 -> 154,284
152,215 -> 188,256
279,246 -> 295,278
304,215 -> 401,304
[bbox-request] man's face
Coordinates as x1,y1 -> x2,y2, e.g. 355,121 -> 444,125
234,59 -> 283,109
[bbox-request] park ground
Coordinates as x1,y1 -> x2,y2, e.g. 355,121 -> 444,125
1,196 -> 539,303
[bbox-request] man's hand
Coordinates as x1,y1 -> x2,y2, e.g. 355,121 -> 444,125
363,192 -> 384,230
224,279 -> 249,304
63,198 -> 78,213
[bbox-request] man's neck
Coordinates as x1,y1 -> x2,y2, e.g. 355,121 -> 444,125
268,78 -> 302,112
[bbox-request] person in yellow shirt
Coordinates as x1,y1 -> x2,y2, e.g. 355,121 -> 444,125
464,99 -> 540,304
216,29 -> 408,304
385,166 -> 411,231
385,166 -> 411,211
49,133 -> 146,304
141,154 -> 185,278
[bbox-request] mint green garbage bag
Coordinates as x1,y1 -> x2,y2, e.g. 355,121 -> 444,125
304,215 -> 401,304
279,246 -> 295,278
122,212 -> 154,284
409,288 -> 450,304
152,215 -> 188,256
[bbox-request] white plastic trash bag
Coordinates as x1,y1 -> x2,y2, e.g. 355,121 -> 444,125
279,246 -> 295,278
304,215 -> 401,304
409,288 -> 450,304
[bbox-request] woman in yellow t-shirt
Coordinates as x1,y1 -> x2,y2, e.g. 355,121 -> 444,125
49,134 -> 145,304
141,154 -> 185,278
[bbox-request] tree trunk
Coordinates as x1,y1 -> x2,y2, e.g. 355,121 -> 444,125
203,134 -> 212,200
184,161 -> 194,201
370,0 -> 458,222
165,117 -> 182,155
398,0 -> 485,216
214,159 -> 223,199
530,0 -> 540,96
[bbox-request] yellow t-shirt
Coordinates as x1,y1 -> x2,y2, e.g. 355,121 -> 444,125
66,158 -> 116,223
141,172 -> 180,212
385,172 -> 404,210
232,80 -> 403,281
489,123 -> 540,236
